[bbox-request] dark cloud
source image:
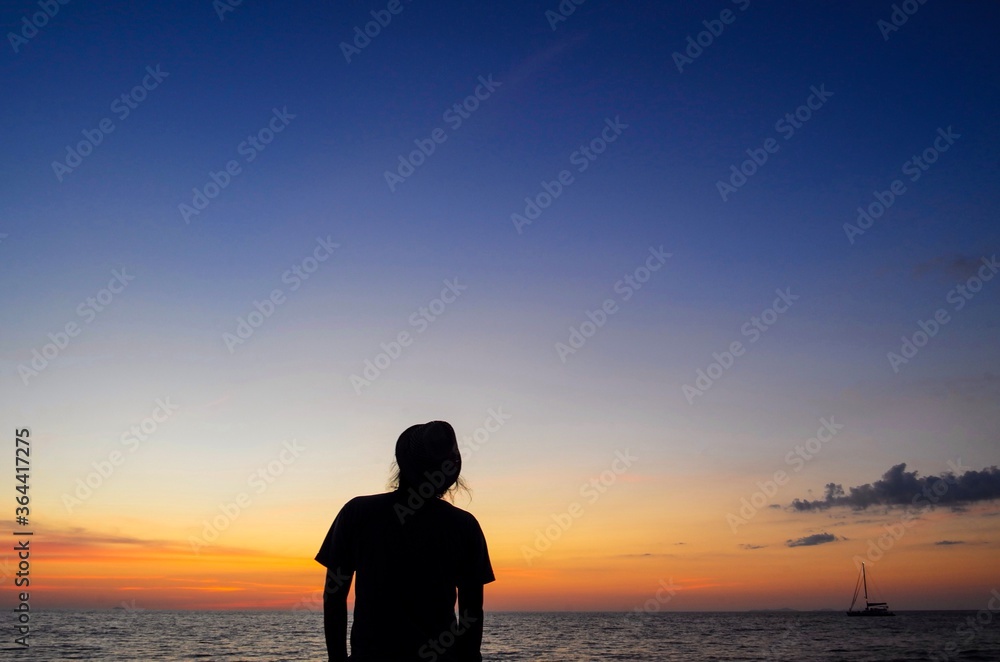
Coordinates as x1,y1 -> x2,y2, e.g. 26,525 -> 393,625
913,253 -> 994,280
786,533 -> 838,547
789,463 -> 1000,512
934,540 -> 965,545
740,544 -> 766,550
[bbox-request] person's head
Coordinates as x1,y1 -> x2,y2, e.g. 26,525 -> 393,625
390,420 -> 467,499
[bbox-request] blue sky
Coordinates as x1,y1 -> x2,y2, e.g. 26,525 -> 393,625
2,0 -> 999,610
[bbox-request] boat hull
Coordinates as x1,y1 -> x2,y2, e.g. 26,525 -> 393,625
846,610 -> 894,617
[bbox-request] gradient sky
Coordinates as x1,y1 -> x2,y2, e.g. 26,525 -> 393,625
2,1 -> 999,612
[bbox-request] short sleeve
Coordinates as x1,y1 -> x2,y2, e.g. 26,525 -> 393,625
315,499 -> 357,573
461,515 -> 495,586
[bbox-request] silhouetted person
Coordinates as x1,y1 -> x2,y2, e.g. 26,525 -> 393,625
316,420 -> 494,662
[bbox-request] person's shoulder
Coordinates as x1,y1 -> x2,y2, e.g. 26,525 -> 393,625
434,499 -> 484,527
340,492 -> 395,513
351,492 -> 396,504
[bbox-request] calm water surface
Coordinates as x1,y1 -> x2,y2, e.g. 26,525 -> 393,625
7,610 -> 1000,660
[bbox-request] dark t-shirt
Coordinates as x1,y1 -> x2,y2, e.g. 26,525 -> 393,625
315,491 -> 495,661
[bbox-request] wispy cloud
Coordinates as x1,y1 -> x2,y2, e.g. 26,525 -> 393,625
0,521 -> 297,561
786,533 -> 838,547
913,252 -> 995,280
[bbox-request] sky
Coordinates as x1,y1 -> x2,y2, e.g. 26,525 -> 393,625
2,0 -> 999,613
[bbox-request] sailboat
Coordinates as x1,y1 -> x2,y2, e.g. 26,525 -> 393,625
846,562 -> 894,616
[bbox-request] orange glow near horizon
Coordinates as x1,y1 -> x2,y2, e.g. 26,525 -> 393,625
11,500 -> 998,612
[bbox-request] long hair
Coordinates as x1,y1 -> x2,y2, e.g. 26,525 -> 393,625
387,460 -> 470,501
388,420 -> 471,501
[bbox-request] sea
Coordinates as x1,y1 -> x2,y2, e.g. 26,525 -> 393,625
6,610 -> 1000,660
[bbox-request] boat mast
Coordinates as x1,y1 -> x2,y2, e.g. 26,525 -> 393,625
862,562 -> 869,604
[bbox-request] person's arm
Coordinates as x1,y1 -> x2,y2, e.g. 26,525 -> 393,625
456,582 -> 485,661
323,566 -> 352,662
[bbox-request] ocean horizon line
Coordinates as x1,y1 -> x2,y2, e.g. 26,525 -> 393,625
31,607 -> 986,613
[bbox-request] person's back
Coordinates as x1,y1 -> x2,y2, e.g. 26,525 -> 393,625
316,421 -> 494,662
